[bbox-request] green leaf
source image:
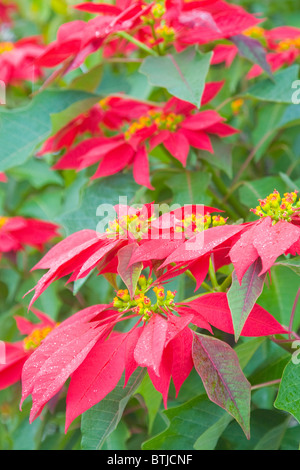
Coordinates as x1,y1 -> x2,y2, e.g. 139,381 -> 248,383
12,418 -> 41,450
243,65 -> 299,103
258,265 -> 300,329
8,158 -> 63,189
218,409 -> 289,450
142,394 -> 231,450
140,48 -> 212,108
249,345 -> 290,387
68,64 -> 103,93
0,89 -> 99,172
57,173 -> 139,236
199,137 -> 233,179
280,424 -> 300,450
279,172 -> 300,192
101,421 -> 130,450
164,170 -> 211,206
239,176 -> 288,211
275,359 -> 300,423
231,35 -> 273,79
235,337 -> 266,371
253,420 -> 289,450
194,412 -> 233,450
136,373 -> 162,433
275,257 -> 300,276
81,369 -> 146,450
227,259 -> 266,342
192,332 -> 251,438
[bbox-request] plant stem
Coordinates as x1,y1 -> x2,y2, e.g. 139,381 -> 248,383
181,292 -> 209,303
209,258 -> 219,290
150,23 -> 163,56
116,31 -> 158,56
289,288 -> 300,340
251,379 -> 281,391
218,272 -> 233,292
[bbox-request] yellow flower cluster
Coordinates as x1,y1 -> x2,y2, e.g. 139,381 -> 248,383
106,212 -> 152,239
0,42 -> 14,54
243,26 -> 266,40
0,217 -> 8,229
151,3 -> 166,19
124,110 -> 184,140
98,98 -> 110,111
176,213 -> 227,234
113,277 -> 177,322
251,190 -> 300,222
231,99 -> 244,115
155,24 -> 176,43
24,325 -> 56,351
277,37 -> 300,52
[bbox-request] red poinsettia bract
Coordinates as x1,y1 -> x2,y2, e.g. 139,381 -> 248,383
0,0 -> 17,25
52,82 -> 237,190
0,216 -> 59,255
162,0 -> 262,49
25,202 -> 227,307
0,173 -> 7,183
20,282 -> 286,431
212,25 -> 300,79
0,310 -> 57,390
37,96 -> 150,157
35,1 -> 153,73
159,190 -> 300,284
0,36 -> 45,85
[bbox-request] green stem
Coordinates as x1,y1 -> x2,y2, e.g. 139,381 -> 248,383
181,292 -> 209,303
201,282 -> 214,292
218,272 -> 233,292
116,31 -> 158,56
184,268 -> 213,293
150,23 -> 163,56
251,379 -> 281,391
208,258 -> 219,290
289,288 -> 300,341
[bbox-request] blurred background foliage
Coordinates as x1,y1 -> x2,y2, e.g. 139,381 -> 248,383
0,0 -> 300,450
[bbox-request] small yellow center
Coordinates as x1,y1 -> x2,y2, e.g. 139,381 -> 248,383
151,3 -> 166,19
124,110 -> 184,140
175,213 -> 227,235
0,42 -> 14,55
231,98 -> 244,115
250,190 -> 300,223
113,277 -> 177,322
0,217 -> 8,230
99,98 -> 110,111
106,210 -> 156,240
243,26 -> 266,40
277,37 -> 300,52
23,324 -> 58,351
154,24 -> 176,43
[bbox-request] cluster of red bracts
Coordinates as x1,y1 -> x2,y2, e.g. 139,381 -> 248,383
212,25 -> 300,78
1,198 -> 299,431
38,82 -> 237,190
35,0 -> 261,72
2,0 -> 300,435
0,215 -> 59,257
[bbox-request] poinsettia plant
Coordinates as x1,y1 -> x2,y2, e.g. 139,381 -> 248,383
0,0 -> 300,452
